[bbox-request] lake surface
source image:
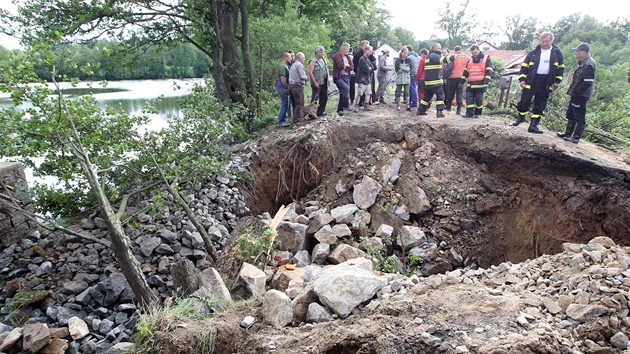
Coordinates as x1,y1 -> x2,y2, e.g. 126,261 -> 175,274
0,78 -> 204,186
0,78 -> 204,130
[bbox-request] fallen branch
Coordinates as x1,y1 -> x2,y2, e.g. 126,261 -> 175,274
0,180 -> 111,247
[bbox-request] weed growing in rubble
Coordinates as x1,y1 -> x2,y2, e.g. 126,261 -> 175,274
360,237 -> 397,273
8,290 -> 48,326
406,254 -> 425,276
196,328 -> 216,354
376,197 -> 400,213
10,290 -> 48,310
236,226 -> 280,267
293,131 -> 306,143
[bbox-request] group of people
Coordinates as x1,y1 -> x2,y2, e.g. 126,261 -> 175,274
513,32 -> 596,144
277,32 -> 597,144
277,48 -> 330,127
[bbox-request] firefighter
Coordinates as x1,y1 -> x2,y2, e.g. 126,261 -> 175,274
513,32 -> 565,134
416,43 -> 455,118
445,45 -> 469,114
460,44 -> 493,118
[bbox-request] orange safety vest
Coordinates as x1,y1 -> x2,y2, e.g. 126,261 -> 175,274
467,55 -> 489,82
449,54 -> 469,79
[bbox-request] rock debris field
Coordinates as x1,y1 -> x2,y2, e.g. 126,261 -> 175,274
1,106 -> 630,353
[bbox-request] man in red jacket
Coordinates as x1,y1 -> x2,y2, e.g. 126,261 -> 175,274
415,48 -> 429,114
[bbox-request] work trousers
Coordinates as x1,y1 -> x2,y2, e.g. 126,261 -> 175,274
310,81 -> 328,116
419,85 -> 445,112
566,96 -> 588,124
289,83 -> 304,123
445,78 -> 464,110
516,74 -> 551,119
465,87 -> 485,116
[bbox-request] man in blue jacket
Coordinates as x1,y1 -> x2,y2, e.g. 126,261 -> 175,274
512,32 -> 565,134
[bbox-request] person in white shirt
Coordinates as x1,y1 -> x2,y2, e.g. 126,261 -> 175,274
512,32 -> 565,134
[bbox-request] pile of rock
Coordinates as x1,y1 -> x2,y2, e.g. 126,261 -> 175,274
228,236 -> 630,353
0,171 -> 251,353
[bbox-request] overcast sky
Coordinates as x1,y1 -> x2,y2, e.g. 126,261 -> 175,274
1,0 -> 627,49
385,0 -> 628,41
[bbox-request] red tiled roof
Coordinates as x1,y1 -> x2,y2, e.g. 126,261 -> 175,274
460,50 -> 527,68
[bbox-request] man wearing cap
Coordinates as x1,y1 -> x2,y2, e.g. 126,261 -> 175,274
557,43 -> 596,144
512,32 -> 565,134
376,49 -> 390,104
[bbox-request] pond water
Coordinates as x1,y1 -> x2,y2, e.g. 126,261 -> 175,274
0,78 -> 204,130
0,78 -> 204,186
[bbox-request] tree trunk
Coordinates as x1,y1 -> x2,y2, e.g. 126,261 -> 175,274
239,0 -> 253,91
207,0 -> 247,104
70,142 -> 158,308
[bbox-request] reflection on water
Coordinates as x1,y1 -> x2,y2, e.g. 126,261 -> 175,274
1,79 -> 204,187
0,78 -> 203,125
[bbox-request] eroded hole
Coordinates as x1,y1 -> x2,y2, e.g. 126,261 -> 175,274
245,121 -> 630,269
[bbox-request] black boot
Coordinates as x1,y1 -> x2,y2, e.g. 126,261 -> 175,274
456,104 -> 462,115
557,120 -> 577,138
417,105 -> 427,115
528,118 -> 544,134
513,114 -> 526,126
436,110 -> 445,118
564,122 -> 585,143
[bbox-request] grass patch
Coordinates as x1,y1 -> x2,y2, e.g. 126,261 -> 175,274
133,298 -> 208,354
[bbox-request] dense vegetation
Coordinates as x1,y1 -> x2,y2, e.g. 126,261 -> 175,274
0,41 -> 210,81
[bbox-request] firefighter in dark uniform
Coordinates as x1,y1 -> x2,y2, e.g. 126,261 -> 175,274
512,32 -> 565,133
557,43 -> 596,144
416,43 -> 455,118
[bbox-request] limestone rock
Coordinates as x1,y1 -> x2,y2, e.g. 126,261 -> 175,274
353,175 -> 382,210
313,263 -> 387,318
262,290 -> 293,328
231,262 -> 266,300
22,323 -> 50,354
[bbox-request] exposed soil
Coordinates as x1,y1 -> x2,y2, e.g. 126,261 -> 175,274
243,103 -> 630,266
166,101 -> 630,353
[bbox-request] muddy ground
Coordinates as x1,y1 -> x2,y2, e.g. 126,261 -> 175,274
164,100 -> 630,353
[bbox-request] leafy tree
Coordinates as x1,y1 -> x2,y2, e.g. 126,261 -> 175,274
435,0 -> 473,47
393,27 -> 415,47
3,0 -> 254,120
607,16 -> 630,44
328,0 -> 393,51
502,14 -> 540,50
552,13 -> 582,44
249,3 -> 332,93
0,44 -> 158,307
